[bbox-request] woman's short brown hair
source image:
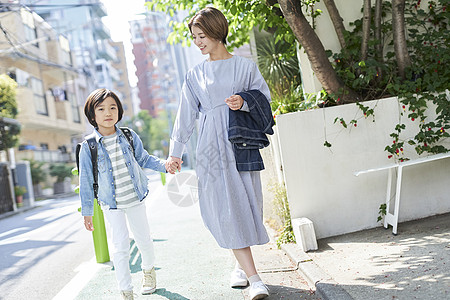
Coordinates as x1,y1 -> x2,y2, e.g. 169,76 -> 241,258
84,88 -> 123,128
188,7 -> 228,44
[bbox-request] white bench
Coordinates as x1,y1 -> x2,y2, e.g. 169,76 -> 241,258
354,152 -> 450,235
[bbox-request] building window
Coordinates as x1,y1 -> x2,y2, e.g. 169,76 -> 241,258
21,8 -> 38,47
14,68 -> 30,86
31,77 -> 47,115
67,92 -> 80,123
59,35 -> 72,66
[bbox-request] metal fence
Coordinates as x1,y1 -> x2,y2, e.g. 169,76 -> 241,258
0,164 -> 14,214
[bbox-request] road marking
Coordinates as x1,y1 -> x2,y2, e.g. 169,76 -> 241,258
52,257 -> 103,300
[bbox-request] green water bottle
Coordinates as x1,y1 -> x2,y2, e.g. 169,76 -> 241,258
92,199 -> 110,263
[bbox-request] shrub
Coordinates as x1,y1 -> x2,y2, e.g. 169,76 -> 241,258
49,164 -> 73,183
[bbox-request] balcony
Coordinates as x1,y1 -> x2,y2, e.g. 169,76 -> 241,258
90,1 -> 107,18
97,40 -> 116,61
92,19 -> 111,40
18,149 -> 72,163
16,88 -> 85,136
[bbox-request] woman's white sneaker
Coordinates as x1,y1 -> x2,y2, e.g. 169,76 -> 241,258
230,268 -> 249,287
249,281 -> 269,300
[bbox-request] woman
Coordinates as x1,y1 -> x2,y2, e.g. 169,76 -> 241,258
167,7 -> 271,299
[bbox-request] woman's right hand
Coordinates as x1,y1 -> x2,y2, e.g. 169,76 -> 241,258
167,156 -> 183,173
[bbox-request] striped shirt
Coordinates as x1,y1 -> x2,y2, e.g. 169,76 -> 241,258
102,133 -> 139,209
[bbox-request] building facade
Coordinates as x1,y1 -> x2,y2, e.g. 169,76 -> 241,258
129,13 -> 179,119
23,0 -> 133,124
110,41 -> 134,122
0,7 -> 85,163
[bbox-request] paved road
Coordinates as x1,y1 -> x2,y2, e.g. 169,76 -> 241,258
0,171 -> 318,299
0,195 -> 93,300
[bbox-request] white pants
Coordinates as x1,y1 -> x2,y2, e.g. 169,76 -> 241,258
102,202 -> 155,292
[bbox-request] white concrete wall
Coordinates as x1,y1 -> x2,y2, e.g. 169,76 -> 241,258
276,96 -> 450,239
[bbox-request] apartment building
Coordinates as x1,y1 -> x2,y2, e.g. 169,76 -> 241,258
130,14 -> 179,119
27,0 -> 134,127
110,41 -> 134,122
0,7 -> 85,163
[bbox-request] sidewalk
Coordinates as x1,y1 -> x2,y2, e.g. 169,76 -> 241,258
283,213 -> 450,300
59,172 -> 319,300
51,170 -> 449,300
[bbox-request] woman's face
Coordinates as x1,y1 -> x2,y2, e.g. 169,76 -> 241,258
191,26 -> 220,56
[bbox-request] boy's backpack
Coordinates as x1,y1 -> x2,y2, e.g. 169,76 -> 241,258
75,127 -> 134,199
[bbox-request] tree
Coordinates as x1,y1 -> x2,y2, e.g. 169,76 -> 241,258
374,0 -> 383,80
123,110 -> 170,157
147,0 -> 362,103
323,0 -> 347,49
130,110 -> 153,151
0,74 -> 20,151
360,0 -> 372,62
255,30 -> 305,114
277,0 -> 360,103
392,0 -> 411,79
146,0 -> 447,109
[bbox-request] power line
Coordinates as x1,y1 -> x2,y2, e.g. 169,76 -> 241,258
0,2 -> 103,16
0,21 -> 78,73
0,2 -> 106,73
0,3 -> 102,8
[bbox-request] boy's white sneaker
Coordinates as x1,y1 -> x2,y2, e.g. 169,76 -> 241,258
249,281 -> 269,300
230,268 -> 249,287
120,290 -> 134,300
141,267 -> 156,294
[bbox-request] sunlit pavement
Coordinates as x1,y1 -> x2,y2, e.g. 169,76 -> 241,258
59,170 -> 317,299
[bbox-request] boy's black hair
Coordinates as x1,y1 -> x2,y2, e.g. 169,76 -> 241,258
84,88 -> 124,127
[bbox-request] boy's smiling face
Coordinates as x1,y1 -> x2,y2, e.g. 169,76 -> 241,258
94,96 -> 119,135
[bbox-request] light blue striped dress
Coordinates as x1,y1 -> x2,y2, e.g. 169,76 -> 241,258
170,55 -> 271,249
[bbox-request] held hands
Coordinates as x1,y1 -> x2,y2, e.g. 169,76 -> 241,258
165,156 -> 183,174
84,216 -> 94,231
225,95 -> 244,111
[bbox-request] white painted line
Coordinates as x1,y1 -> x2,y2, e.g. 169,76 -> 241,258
52,257 -> 103,300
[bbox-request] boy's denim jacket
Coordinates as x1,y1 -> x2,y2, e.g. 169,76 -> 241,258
79,126 -> 166,216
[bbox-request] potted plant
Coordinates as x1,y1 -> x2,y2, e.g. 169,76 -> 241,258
26,159 -> 48,197
14,185 -> 27,207
49,163 -> 74,194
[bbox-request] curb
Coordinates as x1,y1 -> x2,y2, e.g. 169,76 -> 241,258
0,205 -> 38,220
281,243 -> 354,300
0,193 -> 77,220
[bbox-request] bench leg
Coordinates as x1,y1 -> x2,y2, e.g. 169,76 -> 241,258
384,168 -> 393,230
392,166 -> 403,235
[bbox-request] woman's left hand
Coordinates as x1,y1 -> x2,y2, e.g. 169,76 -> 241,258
225,95 -> 244,111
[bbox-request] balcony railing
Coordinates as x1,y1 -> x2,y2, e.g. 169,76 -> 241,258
97,40 -> 117,61
90,1 -> 107,18
92,19 -> 111,40
18,149 -> 72,163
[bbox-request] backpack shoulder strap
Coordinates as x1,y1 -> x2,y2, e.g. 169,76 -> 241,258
86,136 -> 99,199
75,143 -> 82,172
119,127 -> 135,155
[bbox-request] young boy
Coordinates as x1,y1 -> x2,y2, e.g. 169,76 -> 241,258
79,88 -> 177,299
